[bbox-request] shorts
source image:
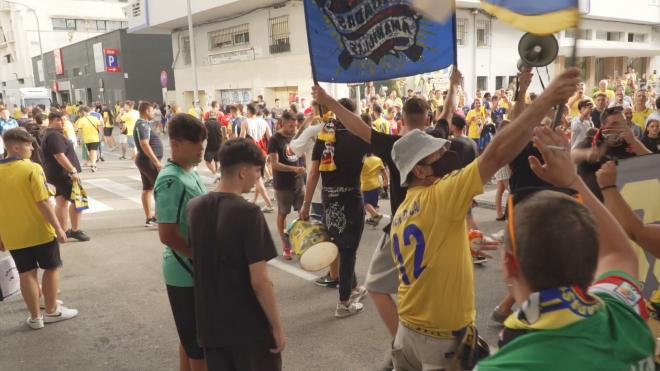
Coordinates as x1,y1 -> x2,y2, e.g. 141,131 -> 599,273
50,176 -> 74,200
204,147 -> 220,163
362,189 -> 380,209
365,232 -> 399,294
9,239 -> 62,274
85,142 -> 100,151
103,127 -> 113,136
275,187 -> 304,215
165,285 -> 204,360
135,155 -> 161,191
205,343 -> 281,371
495,166 -> 511,182
119,134 -> 128,144
127,136 -> 136,149
392,323 -> 459,371
311,202 -> 325,223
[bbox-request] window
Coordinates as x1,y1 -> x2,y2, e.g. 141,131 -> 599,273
0,27 -> 5,43
456,18 -> 467,46
596,31 -> 624,41
628,33 -> 646,42
96,20 -> 106,31
476,19 -> 490,47
477,76 -> 488,91
107,21 -> 123,31
52,18 -> 77,31
182,36 -> 191,65
121,22 -> 128,29
564,29 -> 592,40
269,16 -> 290,54
4,54 -> 12,63
208,23 -> 250,50
495,76 -> 506,90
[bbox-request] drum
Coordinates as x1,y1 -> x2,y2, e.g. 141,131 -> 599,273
286,220 -> 338,272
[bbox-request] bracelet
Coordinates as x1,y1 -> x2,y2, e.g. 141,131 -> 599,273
600,185 -> 617,192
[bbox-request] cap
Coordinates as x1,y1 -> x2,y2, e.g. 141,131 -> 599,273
391,129 -> 450,187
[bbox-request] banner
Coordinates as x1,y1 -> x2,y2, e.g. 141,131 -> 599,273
481,0 -> 579,35
303,0 -> 456,83
616,154 -> 660,298
93,42 -> 105,73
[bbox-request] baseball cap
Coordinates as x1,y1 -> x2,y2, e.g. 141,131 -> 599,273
391,129 -> 450,187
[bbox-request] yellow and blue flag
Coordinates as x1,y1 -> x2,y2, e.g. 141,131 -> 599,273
481,0 -> 579,35
303,0 -> 456,83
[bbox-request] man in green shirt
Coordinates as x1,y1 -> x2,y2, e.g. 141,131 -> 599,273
476,127 -> 654,371
155,113 -> 208,371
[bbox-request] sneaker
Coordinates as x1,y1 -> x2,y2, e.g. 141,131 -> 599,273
40,298 -> 64,310
66,229 -> 90,242
335,301 -> 364,318
491,305 -> 512,324
44,305 -> 79,324
26,316 -> 44,330
145,218 -> 158,228
283,247 -> 293,260
119,156 -> 126,160
99,156 -> 105,162
365,217 -> 377,226
472,255 -> 488,265
90,166 -> 97,173
371,214 -> 383,226
349,285 -> 368,303
314,273 -> 339,288
376,355 -> 394,371
261,206 -> 274,213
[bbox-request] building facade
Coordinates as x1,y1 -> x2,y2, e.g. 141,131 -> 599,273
32,29 -> 174,106
0,0 -> 128,106
126,0 -> 660,110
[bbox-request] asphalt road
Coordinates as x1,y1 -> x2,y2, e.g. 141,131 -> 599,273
0,142 -> 509,371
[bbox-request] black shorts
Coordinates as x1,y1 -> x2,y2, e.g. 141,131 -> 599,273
103,127 -> 113,136
135,155 -> 161,191
85,142 -> 100,151
166,285 -> 204,360
275,187 -> 304,215
50,176 -> 74,200
10,239 -> 62,274
204,148 -> 220,163
205,343 -> 281,371
362,189 -> 380,208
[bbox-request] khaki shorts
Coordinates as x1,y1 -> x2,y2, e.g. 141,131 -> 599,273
392,323 -> 460,371
365,232 -> 399,294
275,187 -> 304,215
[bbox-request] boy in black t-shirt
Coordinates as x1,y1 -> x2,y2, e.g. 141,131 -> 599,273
268,111 -> 306,259
188,138 -> 285,371
134,101 -> 164,227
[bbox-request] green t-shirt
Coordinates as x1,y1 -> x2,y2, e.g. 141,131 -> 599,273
477,272 -> 655,371
154,161 -> 207,287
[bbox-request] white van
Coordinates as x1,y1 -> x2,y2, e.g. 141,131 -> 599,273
17,88 -> 51,110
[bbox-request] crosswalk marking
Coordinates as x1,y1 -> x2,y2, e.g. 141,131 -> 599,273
85,197 -> 114,214
128,174 -> 216,185
85,178 -> 143,205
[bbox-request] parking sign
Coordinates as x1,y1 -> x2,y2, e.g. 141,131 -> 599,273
104,48 -> 121,73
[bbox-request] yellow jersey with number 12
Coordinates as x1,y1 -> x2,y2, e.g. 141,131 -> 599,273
391,160 -> 484,334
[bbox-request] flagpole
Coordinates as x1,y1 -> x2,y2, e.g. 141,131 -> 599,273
552,21 -> 580,129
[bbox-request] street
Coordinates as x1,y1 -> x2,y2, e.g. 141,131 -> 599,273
0,143 -> 509,371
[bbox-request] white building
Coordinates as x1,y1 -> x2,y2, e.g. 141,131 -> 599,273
0,0 -> 127,106
126,0 -> 660,111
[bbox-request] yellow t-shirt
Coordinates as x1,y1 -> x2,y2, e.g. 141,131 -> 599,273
632,108 -> 653,132
391,160 -> 484,333
121,110 -> 139,137
76,116 -> 102,144
188,107 -> 200,119
63,120 -> 76,141
361,155 -> 384,192
372,117 -> 391,135
0,158 -> 55,250
13,108 -> 23,119
569,96 -> 594,119
65,105 -> 76,117
466,109 -> 485,139
592,89 -> 615,101
103,111 -> 113,128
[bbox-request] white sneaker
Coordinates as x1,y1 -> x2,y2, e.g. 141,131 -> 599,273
261,206 -> 274,213
26,316 -> 44,330
44,305 -> 79,324
335,301 -> 364,318
39,298 -> 64,310
349,285 -> 368,303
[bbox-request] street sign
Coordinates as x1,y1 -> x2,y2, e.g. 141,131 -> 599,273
104,48 -> 121,73
160,70 -> 168,88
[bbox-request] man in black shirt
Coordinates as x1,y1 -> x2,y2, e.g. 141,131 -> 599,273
268,111 -> 306,260
300,98 -> 370,318
41,111 -> 89,242
134,101 -> 164,227
204,111 -> 224,178
188,138 -> 285,371
591,92 -> 608,129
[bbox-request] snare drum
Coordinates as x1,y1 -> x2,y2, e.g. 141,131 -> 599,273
286,220 -> 338,272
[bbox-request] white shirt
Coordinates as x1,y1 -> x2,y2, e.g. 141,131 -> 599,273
245,117 -> 269,140
290,124 -> 322,204
570,117 -> 594,149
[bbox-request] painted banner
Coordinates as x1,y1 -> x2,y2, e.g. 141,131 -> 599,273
104,48 -> 121,73
616,154 -> 660,298
53,48 -> 64,75
303,0 -> 456,83
93,43 -> 105,73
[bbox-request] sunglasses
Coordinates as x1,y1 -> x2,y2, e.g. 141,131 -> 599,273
506,187 -> 584,258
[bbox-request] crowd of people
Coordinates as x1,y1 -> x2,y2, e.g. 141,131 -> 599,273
0,62 -> 659,371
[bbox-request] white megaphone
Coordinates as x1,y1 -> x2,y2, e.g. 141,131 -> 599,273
517,33 -> 559,72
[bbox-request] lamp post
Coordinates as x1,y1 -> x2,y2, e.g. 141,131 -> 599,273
4,1 -> 44,86
186,0 -> 200,115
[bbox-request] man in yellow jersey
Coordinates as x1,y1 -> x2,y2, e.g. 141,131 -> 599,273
76,106 -> 102,171
119,101 -> 139,160
0,128 -> 78,330
631,88 -> 652,132
388,67 -> 581,370
466,98 -> 487,145
592,79 -> 615,101
371,105 -> 391,134
568,82 -> 593,119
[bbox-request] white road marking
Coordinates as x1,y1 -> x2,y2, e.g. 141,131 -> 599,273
85,178 -> 143,205
85,197 -> 113,214
268,259 -> 319,281
129,174 -> 215,184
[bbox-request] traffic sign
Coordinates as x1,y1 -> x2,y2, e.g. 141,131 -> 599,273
104,48 -> 121,73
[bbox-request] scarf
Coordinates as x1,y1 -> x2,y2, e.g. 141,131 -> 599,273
318,119 -> 337,172
499,286 -> 602,348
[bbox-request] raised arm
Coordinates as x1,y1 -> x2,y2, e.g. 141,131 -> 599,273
528,127 -> 638,279
436,68 -> 462,122
478,68 -> 580,183
312,86 -> 372,144
509,69 -> 533,121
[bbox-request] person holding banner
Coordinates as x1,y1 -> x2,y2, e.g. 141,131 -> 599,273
477,126 -> 654,371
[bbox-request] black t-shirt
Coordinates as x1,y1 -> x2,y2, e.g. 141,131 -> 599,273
450,136 -> 478,167
205,120 -> 223,150
642,135 -> 660,154
591,109 -> 604,129
268,132 -> 301,191
576,139 -> 636,201
188,192 -> 277,348
312,125 -> 369,189
41,128 -> 81,179
427,118 -> 450,139
509,143 -> 551,193
134,119 -> 164,159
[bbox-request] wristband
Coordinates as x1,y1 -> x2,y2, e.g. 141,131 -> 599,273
600,185 -> 617,192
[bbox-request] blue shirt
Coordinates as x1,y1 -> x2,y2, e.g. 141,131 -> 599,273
0,118 -> 18,135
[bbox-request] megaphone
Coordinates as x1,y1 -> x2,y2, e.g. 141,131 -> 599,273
517,33 -> 558,72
